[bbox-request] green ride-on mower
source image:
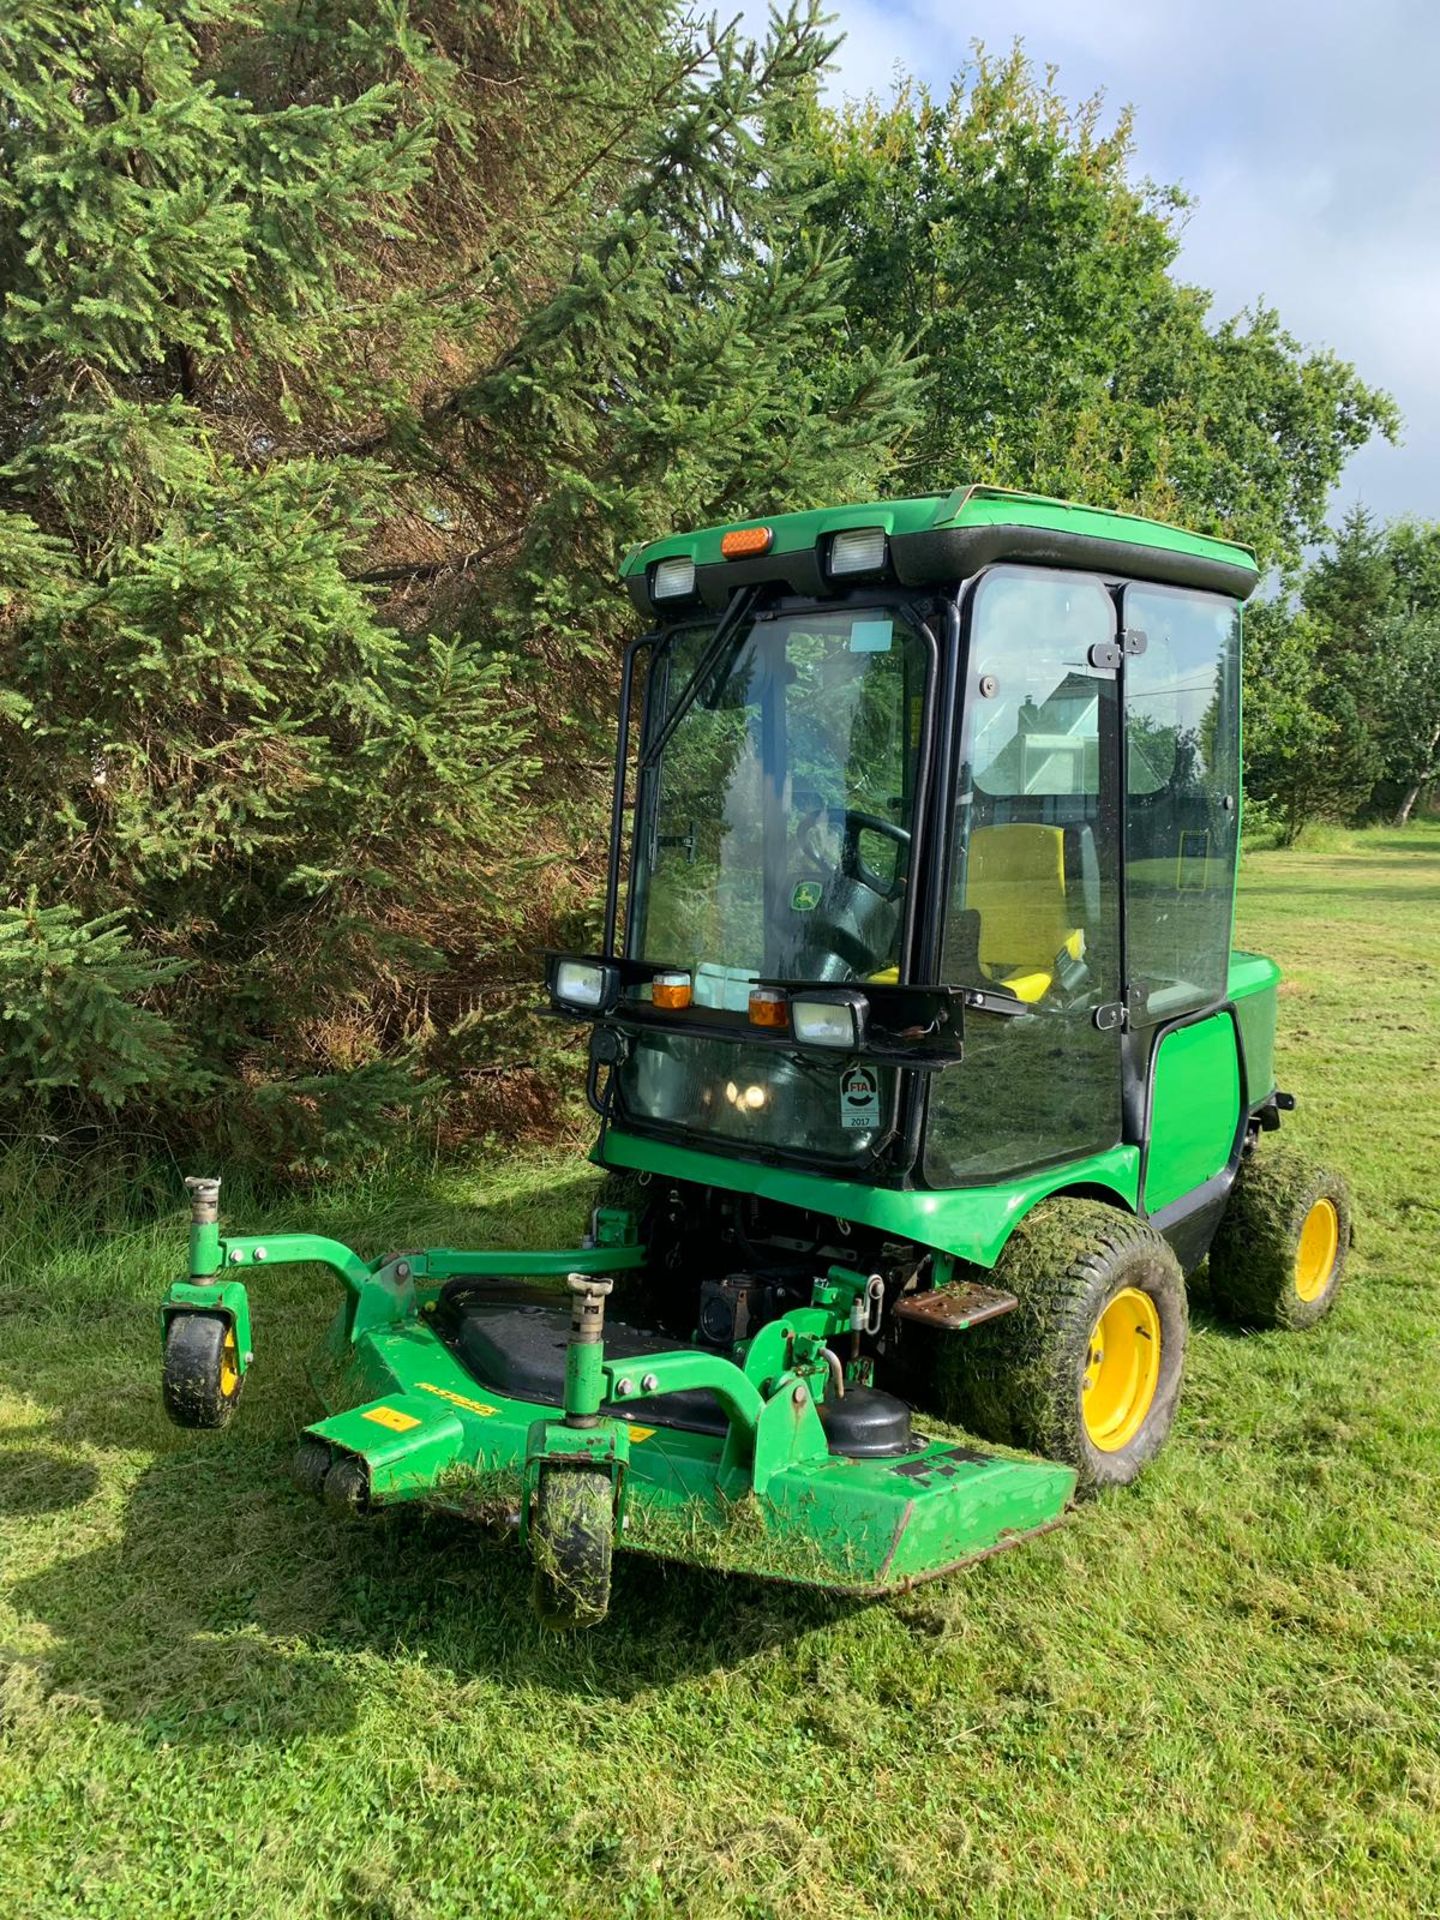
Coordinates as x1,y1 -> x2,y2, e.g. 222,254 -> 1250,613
161,486 -> 1352,1627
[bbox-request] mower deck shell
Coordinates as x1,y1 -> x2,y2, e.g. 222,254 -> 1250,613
303,1304 -> 1076,1593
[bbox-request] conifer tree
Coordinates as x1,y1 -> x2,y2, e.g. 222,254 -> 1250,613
0,1 -> 918,1162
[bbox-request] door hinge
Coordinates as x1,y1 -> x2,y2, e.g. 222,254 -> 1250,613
1089,630 -> 1147,674
1093,1001 -> 1127,1032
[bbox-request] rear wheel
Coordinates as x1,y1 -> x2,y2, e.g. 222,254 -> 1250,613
937,1199 -> 1187,1494
531,1466 -> 614,1630
1208,1148 -> 1351,1330
162,1311 -> 243,1430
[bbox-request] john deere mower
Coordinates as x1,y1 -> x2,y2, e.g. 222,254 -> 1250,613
161,486 -> 1351,1627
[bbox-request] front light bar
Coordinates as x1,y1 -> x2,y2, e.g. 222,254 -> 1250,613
543,953 -> 966,1068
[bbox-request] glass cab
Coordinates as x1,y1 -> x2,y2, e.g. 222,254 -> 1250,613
609,556 -> 1242,1187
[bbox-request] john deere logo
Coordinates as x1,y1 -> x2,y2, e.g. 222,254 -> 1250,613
791,880 -> 823,912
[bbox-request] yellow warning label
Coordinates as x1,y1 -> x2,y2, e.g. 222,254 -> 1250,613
627,1426 -> 656,1443
363,1405 -> 422,1433
416,1380 -> 498,1417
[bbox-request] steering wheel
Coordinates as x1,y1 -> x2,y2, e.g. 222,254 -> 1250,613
827,806 -> 911,903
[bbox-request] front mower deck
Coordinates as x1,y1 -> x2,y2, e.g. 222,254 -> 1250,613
162,1194 -> 1075,1601
307,1297 -> 1074,1592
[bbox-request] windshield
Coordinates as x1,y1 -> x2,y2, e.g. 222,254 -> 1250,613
631,606 -> 929,1000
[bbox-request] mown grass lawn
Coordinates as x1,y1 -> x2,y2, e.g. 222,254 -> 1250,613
2,825 -> 1439,1919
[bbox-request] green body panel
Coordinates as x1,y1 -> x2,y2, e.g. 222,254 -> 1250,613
597,1127 -> 1140,1269
620,484 -> 1258,583
1141,1014 -> 1243,1215
1228,949 -> 1281,1105
600,942 -> 1282,1250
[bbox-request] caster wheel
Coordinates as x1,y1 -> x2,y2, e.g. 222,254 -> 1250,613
322,1454 -> 370,1518
162,1312 -> 244,1430
531,1466 -> 614,1630
291,1437 -> 333,1500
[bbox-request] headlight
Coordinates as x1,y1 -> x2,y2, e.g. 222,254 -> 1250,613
828,527 -> 887,577
791,990 -> 868,1050
652,556 -> 696,600
723,1080 -> 769,1111
553,958 -> 619,1012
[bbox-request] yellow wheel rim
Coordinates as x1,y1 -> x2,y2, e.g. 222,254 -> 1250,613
219,1328 -> 240,1400
1082,1286 -> 1162,1453
1295,1197 -> 1340,1303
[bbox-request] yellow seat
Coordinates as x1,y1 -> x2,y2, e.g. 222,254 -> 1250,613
966,823 -> 1083,1004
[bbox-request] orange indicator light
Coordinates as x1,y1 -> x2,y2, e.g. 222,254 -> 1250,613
748,987 -> 788,1029
721,525 -> 774,559
652,971 -> 693,1010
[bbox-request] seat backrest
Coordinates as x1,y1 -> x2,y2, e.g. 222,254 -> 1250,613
966,823 -> 1072,975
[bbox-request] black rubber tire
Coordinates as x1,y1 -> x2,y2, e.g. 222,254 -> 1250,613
531,1465 -> 614,1630
291,1437 -> 334,1501
937,1199 -> 1187,1495
162,1311 -> 244,1431
322,1454 -> 370,1518
1207,1147 -> 1351,1331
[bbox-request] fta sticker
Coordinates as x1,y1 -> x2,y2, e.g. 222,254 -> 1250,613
840,1064 -> 880,1130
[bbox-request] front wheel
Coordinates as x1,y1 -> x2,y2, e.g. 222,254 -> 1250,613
1207,1148 -> 1351,1330
530,1466 -> 614,1630
937,1200 -> 1187,1494
162,1311 -> 244,1430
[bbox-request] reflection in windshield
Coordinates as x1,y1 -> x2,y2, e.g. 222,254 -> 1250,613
631,609 -> 927,998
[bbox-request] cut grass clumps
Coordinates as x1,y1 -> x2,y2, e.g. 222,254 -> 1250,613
621,1487 -> 870,1591
530,1465 -> 614,1629
1209,1144 -> 1353,1329
934,1199 -> 1188,1493
429,1461 -> 526,1530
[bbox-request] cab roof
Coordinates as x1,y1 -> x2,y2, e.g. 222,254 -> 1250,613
620,484 -> 1260,616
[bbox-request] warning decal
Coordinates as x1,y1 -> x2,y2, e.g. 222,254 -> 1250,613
362,1405 -> 422,1433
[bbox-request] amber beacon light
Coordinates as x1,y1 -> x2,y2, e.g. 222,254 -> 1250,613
721,525 -> 773,559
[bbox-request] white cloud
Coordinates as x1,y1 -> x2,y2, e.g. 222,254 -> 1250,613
743,0 -> 1440,524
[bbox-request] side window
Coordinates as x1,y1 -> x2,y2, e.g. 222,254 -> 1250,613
968,572 -> 1111,802
953,566 -> 1121,1001
1123,586 -> 1241,1023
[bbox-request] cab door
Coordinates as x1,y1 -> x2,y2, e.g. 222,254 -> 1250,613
926,565 -> 1125,1186
1120,584 -> 1244,1216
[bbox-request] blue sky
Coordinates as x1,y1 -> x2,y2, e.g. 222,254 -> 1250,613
750,0 -> 1440,528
